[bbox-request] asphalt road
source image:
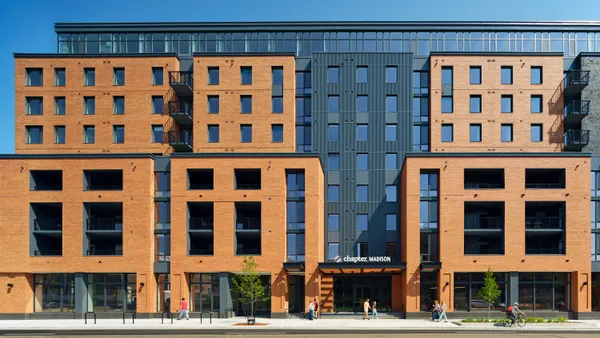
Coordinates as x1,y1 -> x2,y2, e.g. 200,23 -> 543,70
2,334 -> 598,338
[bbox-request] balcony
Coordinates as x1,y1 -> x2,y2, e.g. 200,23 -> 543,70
525,169 -> 565,189
464,217 -> 504,230
235,202 -> 261,255
236,217 -> 261,230
168,101 -> 193,126
86,249 -> 123,256
83,170 -> 123,191
234,169 -> 261,190
188,202 -> 214,256
169,71 -> 193,96
563,70 -> 589,96
564,100 -> 590,123
30,170 -> 62,191
86,218 -> 123,231
31,203 -> 62,256
525,217 -> 563,230
168,130 -> 193,152
34,218 -> 62,231
464,202 -> 504,255
189,217 -> 214,230
563,129 -> 589,151
464,169 -> 505,190
525,202 -> 565,255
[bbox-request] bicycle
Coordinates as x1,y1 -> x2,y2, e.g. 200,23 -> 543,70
504,313 -> 526,327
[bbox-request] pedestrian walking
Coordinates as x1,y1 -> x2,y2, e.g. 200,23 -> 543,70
431,300 -> 440,321
439,301 -> 448,322
371,301 -> 378,319
313,298 -> 319,319
177,297 -> 189,320
363,298 -> 371,320
306,300 -> 315,320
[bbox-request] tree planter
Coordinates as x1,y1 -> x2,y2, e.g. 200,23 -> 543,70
247,317 -> 256,325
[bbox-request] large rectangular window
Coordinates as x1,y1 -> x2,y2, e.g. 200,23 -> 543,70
54,68 -> 66,86
328,185 -> 339,202
501,66 -> 513,84
328,124 -> 339,141
531,124 -> 543,142
240,66 -> 252,85
357,124 -> 368,141
112,125 -> 124,144
152,67 -> 164,85
26,126 -> 43,144
470,95 -> 481,113
518,273 -> 570,311
357,214 -> 368,231
54,97 -> 66,115
287,233 -> 305,262
286,171 -> 305,197
328,214 -> 339,231
26,97 -> 43,115
386,124 -> 397,141
328,242 -> 340,261
113,67 -> 125,86
531,95 -> 543,113
272,96 -> 283,113
272,66 -> 283,85
386,95 -> 398,112
441,124 -> 453,142
152,96 -> 164,115
386,214 -> 397,231
442,97 -> 453,113
385,185 -> 397,202
441,66 -> 453,85
357,185 -> 368,202
84,68 -> 95,86
531,66 -> 543,85
413,97 -> 429,122
113,96 -> 125,115
26,68 -> 43,86
357,95 -> 368,113
327,66 -> 339,83
386,66 -> 398,83
420,172 -> 438,197
287,201 -> 305,230
208,96 -> 219,114
357,153 -> 368,170
501,124 -> 513,142
454,272 -> 508,311
271,124 -> 283,143
34,274 -> 75,312
240,95 -> 252,114
328,95 -> 339,113
208,67 -> 219,85
357,66 -> 368,83
501,95 -> 513,113
420,201 -> 438,230
152,125 -> 163,143
83,125 -> 95,144
84,97 -> 95,115
54,126 -> 65,144
470,66 -> 481,84
470,124 -> 482,142
386,153 -> 397,170
240,124 -> 252,143
327,153 -> 340,170
88,274 -> 136,312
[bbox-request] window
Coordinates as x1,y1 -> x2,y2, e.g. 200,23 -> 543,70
328,95 -> 339,113
357,153 -> 368,170
296,97 -> 311,122
152,67 -> 163,85
207,125 -> 219,143
357,185 -> 368,202
327,67 -> 339,83
54,97 -> 65,115
84,97 -> 95,115
442,97 -> 453,113
357,242 -> 368,257
386,153 -> 397,170
470,66 -> 481,84
26,97 -> 43,115
386,214 -> 397,231
442,67 -> 453,85
272,66 -> 283,85
33,274 -> 75,312
501,95 -> 513,113
328,214 -> 339,231
470,95 -> 481,113
26,126 -> 43,144
54,126 -> 65,144
54,68 -> 66,86
517,273 -> 570,311
208,95 -> 219,113
357,95 -> 368,113
152,96 -> 164,114
501,124 -> 513,142
328,153 -> 340,170
113,125 -> 125,144
240,124 -> 252,143
531,66 -> 543,85
386,124 -> 397,141
151,125 -> 163,143
113,96 -> 125,115
357,66 -> 368,83
26,68 -> 43,86
357,214 -> 368,231
287,233 -> 305,262
420,200 -> 438,229
271,124 -> 283,143
328,243 -> 340,261
413,125 -> 429,151
328,124 -> 339,141
531,95 -> 543,113
287,171 -> 305,197
83,125 -> 95,144
84,68 -> 95,86
441,124 -> 453,142
420,172 -> 439,197
386,185 -> 397,202
386,66 -> 398,83
271,96 -> 284,113
357,124 -> 368,141
240,95 -> 252,114
386,95 -> 398,112
287,202 -> 305,230
470,124 -> 482,142
501,66 -> 513,84
113,67 -> 125,86
531,124 -> 543,142
414,71 -> 429,94
241,66 -> 252,85
328,185 -> 340,202
208,67 -> 219,85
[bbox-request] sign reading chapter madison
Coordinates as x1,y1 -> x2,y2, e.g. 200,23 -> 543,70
333,255 -> 392,263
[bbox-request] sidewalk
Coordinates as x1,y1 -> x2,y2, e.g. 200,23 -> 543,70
0,318 -> 600,334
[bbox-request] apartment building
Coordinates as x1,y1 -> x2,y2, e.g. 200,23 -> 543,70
1,21 -> 600,319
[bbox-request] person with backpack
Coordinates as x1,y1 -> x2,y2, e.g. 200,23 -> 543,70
431,300 -> 440,321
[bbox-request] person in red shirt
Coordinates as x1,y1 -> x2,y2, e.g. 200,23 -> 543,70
177,298 -> 189,320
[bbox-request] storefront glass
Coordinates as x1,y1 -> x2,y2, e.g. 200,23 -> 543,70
518,272 -> 569,311
232,275 -> 271,317
34,274 -> 75,312
189,273 -> 220,313
156,274 -> 170,312
420,272 -> 438,311
87,273 -> 136,312
333,276 -> 392,313
454,272 -> 507,311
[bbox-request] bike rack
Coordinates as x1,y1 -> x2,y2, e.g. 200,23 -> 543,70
161,311 -> 174,324
122,312 -> 136,324
84,312 -> 96,324
200,311 -> 213,324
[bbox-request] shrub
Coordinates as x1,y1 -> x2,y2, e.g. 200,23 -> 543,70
558,316 -> 567,323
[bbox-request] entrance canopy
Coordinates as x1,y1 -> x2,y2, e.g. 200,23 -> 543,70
318,262 -> 406,275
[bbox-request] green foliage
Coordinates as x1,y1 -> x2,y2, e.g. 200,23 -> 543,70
476,268 -> 502,319
462,316 -> 568,324
232,257 -> 268,318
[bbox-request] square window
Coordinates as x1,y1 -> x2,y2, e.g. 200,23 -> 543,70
54,126 -> 65,144
240,124 -> 252,143
442,67 -> 453,85
26,68 -> 43,86
386,66 -> 398,83
386,153 -> 397,170
470,66 -> 481,84
531,124 -> 543,142
84,97 -> 95,115
272,67 -> 284,85
357,214 -> 368,231
25,126 -> 43,144
272,124 -> 284,143
113,67 -> 125,86
357,95 -> 368,113
357,185 -> 368,202
531,66 -> 543,84
386,214 -> 397,231
54,68 -> 66,86
208,67 -> 219,85
470,124 -> 482,142
357,124 -> 368,141
208,125 -> 219,143
54,97 -> 65,115
328,185 -> 340,202
240,95 -> 252,114
441,124 -> 453,142
357,66 -> 368,83
442,97 -> 453,113
386,185 -> 397,202
241,66 -> 252,85
357,153 -> 368,170
152,67 -> 164,85
386,95 -> 398,112
328,95 -> 339,113
501,124 -> 513,142
83,125 -> 95,144
113,125 -> 125,144
470,95 -> 481,113
328,67 -> 339,83
501,95 -> 513,113
152,96 -> 164,114
328,153 -> 340,170
328,242 -> 339,260
151,125 -> 163,143
328,214 -> 339,231
208,95 -> 219,113
328,124 -> 339,141
272,96 -> 283,113
113,96 -> 125,115
386,124 -> 397,141
531,95 -> 543,113
501,66 -> 513,84
84,68 -> 95,86
26,97 -> 43,115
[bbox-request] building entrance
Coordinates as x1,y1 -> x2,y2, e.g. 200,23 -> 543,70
333,276 -> 392,313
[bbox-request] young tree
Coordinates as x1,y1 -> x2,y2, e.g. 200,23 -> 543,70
232,257 -> 268,323
477,267 -> 502,320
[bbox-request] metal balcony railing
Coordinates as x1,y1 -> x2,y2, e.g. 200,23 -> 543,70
464,248 -> 503,255
464,217 -> 503,229
189,249 -> 214,255
236,248 -> 261,255
189,218 -> 214,230
86,249 -> 123,256
168,130 -> 193,145
563,129 -> 590,148
168,101 -> 193,118
168,71 -> 193,87
86,184 -> 123,191
235,217 -> 261,230
86,218 -> 123,231
34,250 -> 62,256
564,70 -> 590,88
564,100 -> 590,118
464,183 -> 504,189
236,183 -> 261,190
34,218 -> 62,231
526,248 -> 564,255
525,217 -> 563,229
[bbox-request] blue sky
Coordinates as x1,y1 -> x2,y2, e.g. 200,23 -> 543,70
1,0 -> 599,154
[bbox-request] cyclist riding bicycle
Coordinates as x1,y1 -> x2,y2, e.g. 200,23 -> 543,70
506,302 -> 525,324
